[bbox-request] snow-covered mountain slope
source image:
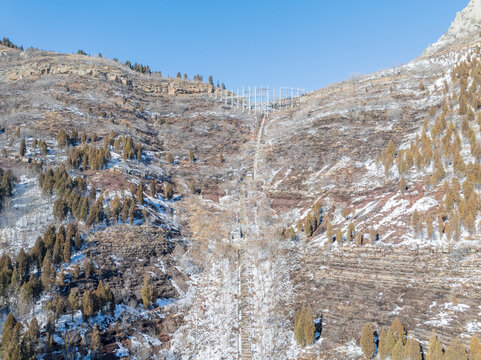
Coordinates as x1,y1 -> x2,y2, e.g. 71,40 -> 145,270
1,1 -> 481,359
250,1 -> 481,357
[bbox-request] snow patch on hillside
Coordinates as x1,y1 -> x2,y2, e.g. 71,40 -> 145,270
0,175 -> 54,256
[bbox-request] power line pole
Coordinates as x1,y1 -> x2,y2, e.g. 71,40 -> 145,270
273,88 -> 276,111
242,87 -> 245,112
260,87 -> 263,113
266,86 -> 269,115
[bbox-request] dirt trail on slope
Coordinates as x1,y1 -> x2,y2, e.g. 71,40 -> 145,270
238,114 -> 298,359
169,110 -> 297,359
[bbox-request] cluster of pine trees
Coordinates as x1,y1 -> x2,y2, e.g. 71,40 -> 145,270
67,143 -> 111,171
113,135 -> 142,162
294,305 -> 316,347
56,129 -> 79,149
109,193 -> 138,225
124,60 -> 151,75
378,49 -> 481,242
360,317 -> 481,360
1,281 -> 111,359
0,37 -> 23,50
0,223 -> 82,320
79,280 -> 115,319
39,166 -> 89,221
296,201 -> 323,237
293,201 -> 378,246
0,314 -> 39,360
0,219 -> 116,359
193,74 -> 203,82
32,138 -> 48,156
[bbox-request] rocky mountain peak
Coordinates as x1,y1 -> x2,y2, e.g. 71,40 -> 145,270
425,0 -> 481,55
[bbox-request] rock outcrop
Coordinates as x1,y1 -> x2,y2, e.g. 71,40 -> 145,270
425,0 -> 481,55
0,45 -> 217,96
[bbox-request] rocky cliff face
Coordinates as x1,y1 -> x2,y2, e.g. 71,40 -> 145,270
425,0 -> 481,55
0,45 -> 217,96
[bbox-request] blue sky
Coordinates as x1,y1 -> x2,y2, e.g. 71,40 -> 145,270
0,0 -> 469,91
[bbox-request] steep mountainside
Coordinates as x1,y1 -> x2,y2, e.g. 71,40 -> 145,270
1,1 -> 481,359
253,1 -> 481,357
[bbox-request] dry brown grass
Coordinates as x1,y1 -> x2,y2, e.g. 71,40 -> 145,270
183,198 -> 235,265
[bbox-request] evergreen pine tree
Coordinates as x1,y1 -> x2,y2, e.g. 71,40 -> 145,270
360,323 -> 375,359
79,335 -> 87,356
347,222 -> 355,242
41,252 -> 55,289
470,334 -> 481,360
73,263 -> 80,279
84,255 -> 94,278
79,197 -> 88,221
412,210 -> 421,236
378,327 -> 390,360
303,305 -> 315,346
5,331 -> 21,360
336,228 -> 343,246
150,181 -> 156,197
129,201 -> 135,224
137,182 -> 144,205
1,313 -> 17,355
63,239 -> 71,264
444,336 -> 467,360
27,317 -> 40,344
68,288 -> 79,320
304,213 -> 313,237
141,273 -> 154,309
52,238 -> 62,264
326,221 -> 334,243
391,338 -> 405,360
81,290 -> 95,319
58,270 -> 65,287
294,308 -> 304,346
19,139 -> 26,157
400,175 -> 407,194
355,232 -> 363,245
426,331 -> 444,360
90,325 -> 102,359
390,317 -> 406,344
164,183 -> 173,200
404,336 -> 422,360
426,214 -> 434,240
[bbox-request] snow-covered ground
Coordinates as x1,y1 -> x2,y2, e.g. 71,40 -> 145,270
0,175 -> 54,255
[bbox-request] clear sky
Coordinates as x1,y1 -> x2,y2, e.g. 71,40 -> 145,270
0,0 -> 469,92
